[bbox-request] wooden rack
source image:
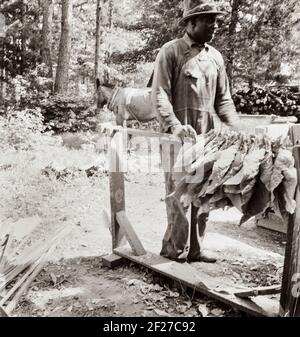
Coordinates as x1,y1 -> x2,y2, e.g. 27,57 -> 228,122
103,125 -> 300,317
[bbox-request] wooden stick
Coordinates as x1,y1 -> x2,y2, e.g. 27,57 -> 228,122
0,227 -> 71,306
4,226 -> 71,314
0,226 -> 71,292
0,234 -> 9,265
0,258 -> 40,306
4,245 -> 56,314
0,234 -> 12,272
235,285 -> 281,298
0,263 -> 31,293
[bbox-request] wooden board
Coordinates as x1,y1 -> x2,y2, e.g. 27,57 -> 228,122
103,126 -> 183,144
116,211 -> 146,256
114,247 -> 280,317
102,254 -> 125,269
109,131 -> 126,249
256,213 -> 287,234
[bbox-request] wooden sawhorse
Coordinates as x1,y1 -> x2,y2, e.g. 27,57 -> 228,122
103,126 -> 300,317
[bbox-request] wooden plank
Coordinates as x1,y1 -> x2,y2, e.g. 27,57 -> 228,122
116,211 -> 146,256
4,245 -> 56,314
235,285 -> 281,299
2,226 -> 71,314
114,247 -> 279,317
103,126 -> 183,144
102,254 -> 125,269
109,131 -> 126,249
0,227 -> 73,292
280,143 -> 300,317
0,263 -> 30,293
256,213 -> 287,234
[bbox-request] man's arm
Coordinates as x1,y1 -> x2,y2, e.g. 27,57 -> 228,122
214,62 -> 240,127
151,46 -> 181,133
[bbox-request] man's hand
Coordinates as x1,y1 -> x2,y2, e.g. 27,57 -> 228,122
171,124 -> 197,142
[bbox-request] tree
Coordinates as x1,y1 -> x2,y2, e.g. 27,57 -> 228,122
110,0 -> 298,89
111,0 -> 183,67
0,0 -> 41,79
95,0 -> 102,87
214,0 -> 299,88
95,0 -> 114,85
41,0 -> 54,78
226,0 -> 240,91
54,0 -> 73,94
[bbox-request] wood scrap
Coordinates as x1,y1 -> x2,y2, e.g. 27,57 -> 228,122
0,226 -> 72,292
0,226 -> 72,314
234,285 -> 281,298
4,244 -> 57,314
0,234 -> 12,271
0,262 -> 31,293
0,226 -> 72,305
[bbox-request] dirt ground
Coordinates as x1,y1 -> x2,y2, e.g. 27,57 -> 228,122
3,136 -> 287,317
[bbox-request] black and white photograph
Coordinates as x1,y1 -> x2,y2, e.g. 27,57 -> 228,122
0,0 -> 300,322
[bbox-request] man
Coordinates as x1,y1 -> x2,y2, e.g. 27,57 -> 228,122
152,0 -> 240,263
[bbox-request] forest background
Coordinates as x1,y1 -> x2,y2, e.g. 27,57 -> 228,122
0,0 -> 299,131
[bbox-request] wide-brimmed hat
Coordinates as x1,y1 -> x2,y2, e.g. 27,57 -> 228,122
179,0 -> 225,25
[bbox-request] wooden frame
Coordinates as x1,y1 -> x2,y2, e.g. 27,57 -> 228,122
105,126 -> 300,317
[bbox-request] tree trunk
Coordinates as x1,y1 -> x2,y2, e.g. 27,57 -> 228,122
108,0 -> 113,29
54,0 -> 73,94
104,0 -> 113,66
95,0 -> 102,88
227,0 -> 240,91
20,1 -> 26,75
41,0 -> 53,78
95,0 -> 111,87
0,40 -> 4,104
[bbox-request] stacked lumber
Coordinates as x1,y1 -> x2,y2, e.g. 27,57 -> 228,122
0,221 -> 71,316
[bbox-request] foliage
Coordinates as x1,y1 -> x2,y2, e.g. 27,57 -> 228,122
7,64 -> 53,108
38,95 -> 100,133
111,0 -> 300,87
0,111 -> 107,224
215,0 -> 299,87
0,107 -> 54,151
1,0 -> 42,78
1,0 -> 299,133
111,0 -> 183,68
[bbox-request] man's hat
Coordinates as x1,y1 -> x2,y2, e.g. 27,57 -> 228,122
179,0 -> 225,25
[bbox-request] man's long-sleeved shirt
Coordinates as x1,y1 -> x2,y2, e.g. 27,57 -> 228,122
151,33 -> 239,134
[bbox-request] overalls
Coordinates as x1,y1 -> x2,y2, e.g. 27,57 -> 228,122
160,45 -> 219,261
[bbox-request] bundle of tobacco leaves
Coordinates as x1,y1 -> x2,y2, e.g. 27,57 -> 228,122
170,130 -> 297,225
